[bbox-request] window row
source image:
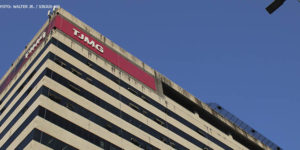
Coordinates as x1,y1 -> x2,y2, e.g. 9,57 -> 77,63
16,128 -> 77,150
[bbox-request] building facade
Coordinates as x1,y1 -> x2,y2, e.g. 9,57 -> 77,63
0,8 -> 280,150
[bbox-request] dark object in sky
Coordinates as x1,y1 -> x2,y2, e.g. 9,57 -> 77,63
266,0 -> 286,14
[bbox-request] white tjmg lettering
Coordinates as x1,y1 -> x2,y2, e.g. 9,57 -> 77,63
73,28 -> 84,40
72,28 -> 104,53
25,32 -> 46,58
73,28 -> 80,36
96,44 -> 104,53
84,36 -> 95,47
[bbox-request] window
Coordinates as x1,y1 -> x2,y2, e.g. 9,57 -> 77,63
62,145 -> 69,150
145,145 -> 153,150
68,84 -> 81,94
66,103 -> 74,111
86,77 -> 93,84
49,93 -> 61,104
0,106 -> 7,115
129,103 -> 140,112
99,140 -> 105,148
160,137 -> 168,144
25,87 -> 32,95
21,105 -> 29,114
71,68 -> 82,77
154,118 -> 165,126
170,141 -> 176,148
54,58 -> 66,68
17,84 -> 25,93
130,138 -> 141,147
141,95 -> 150,103
128,87 -> 138,96
27,70 -> 36,81
196,129 -> 206,137
113,78 -> 120,84
105,123 -> 113,131
46,138 -> 54,146
110,146 -> 117,150
87,61 -> 93,68
142,110 -> 148,116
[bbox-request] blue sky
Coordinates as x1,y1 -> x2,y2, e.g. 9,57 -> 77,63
0,0 -> 299,149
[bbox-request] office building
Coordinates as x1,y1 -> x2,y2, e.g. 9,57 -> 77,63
0,8 -> 280,150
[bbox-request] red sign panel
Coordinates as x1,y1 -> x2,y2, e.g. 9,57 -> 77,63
53,15 -> 156,90
0,15 -> 156,95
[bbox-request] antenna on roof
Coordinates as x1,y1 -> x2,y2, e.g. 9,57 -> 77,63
47,10 -> 52,19
53,5 -> 60,12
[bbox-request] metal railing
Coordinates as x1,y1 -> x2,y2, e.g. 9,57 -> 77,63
207,103 -> 281,150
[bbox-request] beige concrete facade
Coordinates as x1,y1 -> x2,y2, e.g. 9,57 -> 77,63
0,8 -> 277,150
